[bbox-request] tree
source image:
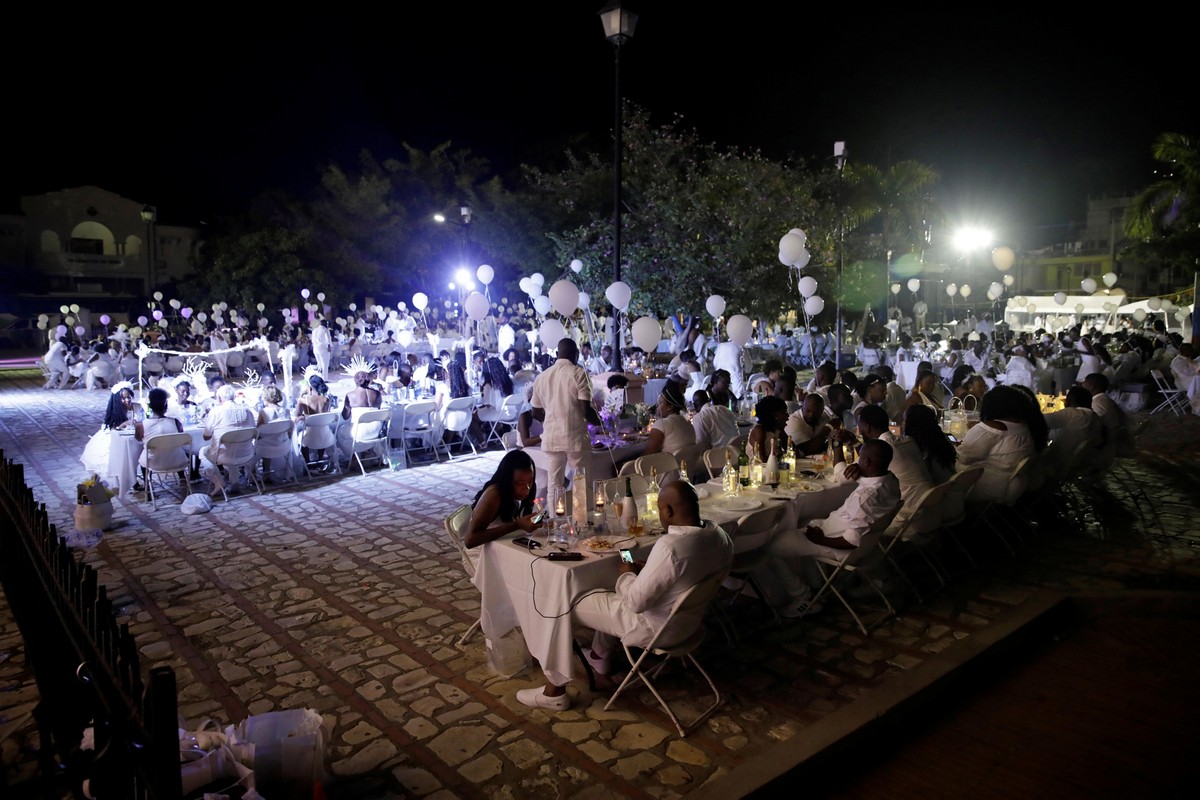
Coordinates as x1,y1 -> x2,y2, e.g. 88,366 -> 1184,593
1123,132 -> 1200,271
526,107 -> 837,325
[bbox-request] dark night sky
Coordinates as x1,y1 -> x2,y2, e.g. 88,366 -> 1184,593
6,9 -> 1194,248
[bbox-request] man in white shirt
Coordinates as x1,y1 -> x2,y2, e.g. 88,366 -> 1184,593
516,481 -> 733,710
1043,386 -> 1103,477
692,389 -> 740,449
1082,372 -> 1134,458
202,385 -> 256,496
784,394 -> 831,455
764,439 -> 900,617
311,319 -> 332,377
496,315 -> 516,357
530,339 -> 602,510
1169,343 -> 1198,390
963,339 -> 989,374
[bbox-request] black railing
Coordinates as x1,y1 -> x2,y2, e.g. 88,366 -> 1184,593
0,452 -> 181,800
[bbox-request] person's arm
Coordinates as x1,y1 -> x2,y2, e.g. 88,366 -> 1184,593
517,411 -> 541,447
613,544 -> 676,613
464,486 -> 540,548
134,421 -> 145,441
644,427 -> 665,455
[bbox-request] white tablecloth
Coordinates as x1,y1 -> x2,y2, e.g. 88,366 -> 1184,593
523,440 -> 647,505
473,467 -> 853,684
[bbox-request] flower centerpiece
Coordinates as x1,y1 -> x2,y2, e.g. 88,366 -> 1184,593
75,474 -> 116,531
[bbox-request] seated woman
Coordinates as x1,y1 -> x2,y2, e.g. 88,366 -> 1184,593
464,450 -> 544,566
642,379 -> 693,459
746,395 -> 789,463
295,373 -> 333,466
136,387 -> 188,487
80,383 -> 140,490
955,385 -> 1041,505
516,384 -> 544,447
338,370 -> 384,462
901,404 -> 957,484
904,369 -> 943,414
257,385 -> 291,482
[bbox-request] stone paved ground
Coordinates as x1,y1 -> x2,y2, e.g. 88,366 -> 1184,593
2,371 -> 1198,798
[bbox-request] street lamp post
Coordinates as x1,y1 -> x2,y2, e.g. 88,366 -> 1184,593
599,1 -> 637,373
140,204 -> 157,296
833,142 -> 847,370
434,205 -> 473,339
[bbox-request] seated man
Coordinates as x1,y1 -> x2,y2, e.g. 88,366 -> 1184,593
763,439 -> 900,617
784,393 -> 832,455
516,481 -> 733,710
707,368 -> 738,411
1170,343 -> 1199,391
1082,372 -> 1134,458
692,388 -> 740,448
202,384 -> 257,496
847,405 -> 935,537
826,382 -> 857,433
1043,385 -> 1103,477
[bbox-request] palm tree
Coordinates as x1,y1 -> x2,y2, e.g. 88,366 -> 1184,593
1126,133 -> 1199,239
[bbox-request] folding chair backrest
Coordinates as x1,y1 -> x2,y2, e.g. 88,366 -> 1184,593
733,504 -> 785,553
443,504 -> 475,578
353,408 -> 390,441
888,480 -> 954,541
501,430 -> 521,450
1003,455 -> 1035,505
598,475 -> 651,505
650,570 -> 728,652
403,400 -> 438,430
145,432 -> 192,471
636,452 -> 678,479
212,426 -> 258,466
443,396 -> 476,433
703,445 -> 739,477
301,412 -> 339,449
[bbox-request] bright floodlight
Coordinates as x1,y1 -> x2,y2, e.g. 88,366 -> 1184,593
433,213 -> 447,223
953,227 -> 993,253
455,268 -> 471,285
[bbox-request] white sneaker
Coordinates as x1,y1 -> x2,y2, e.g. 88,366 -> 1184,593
583,648 -> 610,676
516,687 -> 570,711
779,593 -> 824,619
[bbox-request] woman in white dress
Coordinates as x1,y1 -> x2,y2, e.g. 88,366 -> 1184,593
955,386 -> 1044,505
1074,337 -> 1102,384
643,379 -> 695,462
80,383 -> 140,487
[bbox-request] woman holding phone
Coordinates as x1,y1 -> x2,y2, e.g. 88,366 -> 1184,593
465,450 -> 545,551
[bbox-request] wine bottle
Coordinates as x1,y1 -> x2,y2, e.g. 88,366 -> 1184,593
738,443 -> 751,488
645,466 -> 659,518
679,459 -> 690,485
621,476 -> 638,531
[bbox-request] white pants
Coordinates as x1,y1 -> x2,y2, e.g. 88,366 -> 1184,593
760,527 -> 853,604
543,450 -> 584,513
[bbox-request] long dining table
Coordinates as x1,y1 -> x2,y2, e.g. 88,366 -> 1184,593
471,462 -> 854,683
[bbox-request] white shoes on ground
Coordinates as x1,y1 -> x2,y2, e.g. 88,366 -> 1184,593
779,591 -> 824,619
516,687 -> 570,711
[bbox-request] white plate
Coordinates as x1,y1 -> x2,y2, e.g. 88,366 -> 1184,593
711,496 -> 762,511
578,536 -> 626,555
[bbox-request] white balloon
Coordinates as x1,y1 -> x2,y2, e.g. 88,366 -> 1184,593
779,232 -> 807,266
1075,303 -> 1085,313
1081,277 -> 1098,294
74,325 -> 85,335
539,318 -> 566,347
1147,297 -> 1162,311
531,272 -> 545,286
798,276 -> 818,298
348,302 -> 357,311
1133,308 -> 1147,321
605,281 -> 632,312
706,295 -> 726,318
1026,304 -> 1037,313
533,296 -> 552,316
569,259 -> 583,274
197,312 -> 207,322
152,292 -> 163,302
1103,302 -> 1116,313
990,282 -> 1003,295
804,295 -> 825,316
727,314 -> 753,346
169,298 -> 181,309
56,324 -> 68,335
946,283 -> 958,297
476,264 -> 494,285
464,291 -> 490,321
907,279 -> 921,293
1003,275 -> 1015,287
70,303 -> 81,313
986,288 -> 1000,301
959,285 -> 971,298
890,284 -> 902,295
527,282 -> 542,299
1162,299 -> 1175,312
793,248 -> 812,270
1102,271 -> 1118,288
519,277 -> 532,294
632,316 -> 662,352
1053,292 -> 1067,305
548,280 -> 580,317
578,292 -> 590,310
412,292 -> 428,311
59,305 -> 69,314
397,330 -> 413,347
992,246 -> 1015,271
301,288 -> 310,299
137,315 -> 148,326
335,317 -> 346,326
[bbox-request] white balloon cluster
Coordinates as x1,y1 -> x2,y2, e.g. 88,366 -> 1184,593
778,228 -> 811,269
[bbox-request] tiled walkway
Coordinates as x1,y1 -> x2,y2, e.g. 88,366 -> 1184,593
2,371 -> 1198,798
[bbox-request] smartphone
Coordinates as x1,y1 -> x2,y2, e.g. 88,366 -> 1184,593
620,549 -> 634,564
512,536 -> 540,549
531,511 -> 547,525
946,434 -> 960,444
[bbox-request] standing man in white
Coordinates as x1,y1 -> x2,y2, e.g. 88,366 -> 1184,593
311,318 -> 332,378
530,338 -> 602,511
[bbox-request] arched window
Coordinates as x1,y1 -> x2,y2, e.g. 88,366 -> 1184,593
70,221 -> 116,256
41,230 -> 61,253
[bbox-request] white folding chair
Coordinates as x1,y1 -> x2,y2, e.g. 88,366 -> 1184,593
1150,370 -> 1188,416
603,569 -> 728,737
440,396 -> 479,460
500,430 -> 522,451
142,432 -> 193,510
807,502 -> 903,635
874,480 -> 956,603
400,400 -> 440,464
299,411 -> 341,477
255,418 -> 297,485
346,408 -> 390,475
442,504 -> 482,645
634,452 -> 679,484
207,427 -> 261,502
718,504 -> 786,634
702,445 -> 740,479
477,393 -> 521,448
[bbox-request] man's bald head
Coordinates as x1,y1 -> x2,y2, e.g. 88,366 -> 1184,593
857,439 -> 893,477
657,480 -> 701,529
557,338 -> 578,362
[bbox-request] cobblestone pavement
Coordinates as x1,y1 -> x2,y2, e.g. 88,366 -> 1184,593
2,371 -> 1198,798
